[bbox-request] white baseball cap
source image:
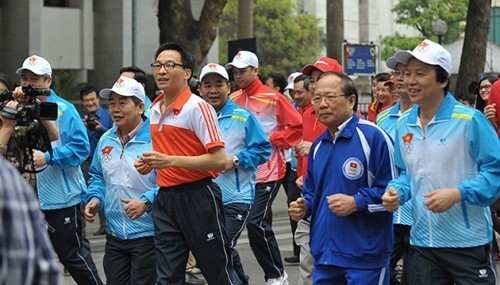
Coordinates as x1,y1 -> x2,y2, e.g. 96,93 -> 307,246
99,76 -> 146,103
199,63 -> 229,82
225,50 -> 259,69
394,39 -> 452,76
285,72 -> 302,90
16,55 -> 52,77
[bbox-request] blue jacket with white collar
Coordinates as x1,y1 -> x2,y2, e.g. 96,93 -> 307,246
303,114 -> 396,269
388,93 -> 500,248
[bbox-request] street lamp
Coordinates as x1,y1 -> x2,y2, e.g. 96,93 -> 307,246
433,19 -> 448,45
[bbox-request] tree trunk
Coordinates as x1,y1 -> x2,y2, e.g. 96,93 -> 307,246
158,0 -> 227,70
327,0 -> 344,61
237,0 -> 253,39
455,0 -> 491,98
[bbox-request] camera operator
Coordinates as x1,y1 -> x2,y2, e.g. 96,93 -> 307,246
0,73 -> 58,185
15,55 -> 103,285
80,85 -> 112,236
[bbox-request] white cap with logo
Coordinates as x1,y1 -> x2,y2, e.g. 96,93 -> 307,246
394,39 -> 452,76
99,76 -> 146,103
199,63 -> 229,82
225,51 -> 259,69
285,72 -> 302,91
16,55 -> 52,77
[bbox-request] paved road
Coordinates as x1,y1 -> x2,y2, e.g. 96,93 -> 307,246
63,188 -> 500,285
63,187 -> 301,284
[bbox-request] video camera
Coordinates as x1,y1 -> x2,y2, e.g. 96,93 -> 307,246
0,85 -> 58,126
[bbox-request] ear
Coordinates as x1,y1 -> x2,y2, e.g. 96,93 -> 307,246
184,69 -> 192,81
439,78 -> 450,90
138,102 -> 145,114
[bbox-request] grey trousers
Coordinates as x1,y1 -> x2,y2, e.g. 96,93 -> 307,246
295,219 -> 313,285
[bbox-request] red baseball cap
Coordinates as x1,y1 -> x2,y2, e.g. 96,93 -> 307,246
302,56 -> 344,75
384,75 -> 395,86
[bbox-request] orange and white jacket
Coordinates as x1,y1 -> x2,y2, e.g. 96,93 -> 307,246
230,79 -> 302,183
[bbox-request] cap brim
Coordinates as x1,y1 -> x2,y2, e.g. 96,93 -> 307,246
15,67 -> 46,76
301,64 -> 315,76
225,61 -> 250,69
99,89 -> 113,99
395,50 -> 440,67
386,57 -> 401,69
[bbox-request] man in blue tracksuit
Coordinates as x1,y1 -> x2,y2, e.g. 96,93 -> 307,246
383,39 -> 500,285
16,55 -> 103,284
198,63 -> 272,284
85,76 -> 158,285
289,72 -> 396,285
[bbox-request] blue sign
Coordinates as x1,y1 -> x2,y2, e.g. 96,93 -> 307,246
343,44 -> 378,75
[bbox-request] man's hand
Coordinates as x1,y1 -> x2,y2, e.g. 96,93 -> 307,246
121,198 -> 147,220
0,100 -> 19,132
327,194 -> 357,216
295,140 -> 313,157
382,188 -> 400,212
134,158 -> 153,175
84,199 -> 100,222
33,150 -> 47,168
424,188 -> 461,213
295,175 -> 303,190
289,197 -> 307,221
140,151 -> 174,169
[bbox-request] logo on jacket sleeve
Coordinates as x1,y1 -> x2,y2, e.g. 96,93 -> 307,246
342,157 -> 363,180
402,132 -> 414,154
101,146 -> 113,163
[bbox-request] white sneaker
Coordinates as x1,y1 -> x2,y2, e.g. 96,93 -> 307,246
266,272 -> 289,285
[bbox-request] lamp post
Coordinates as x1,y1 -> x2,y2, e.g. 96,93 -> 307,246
433,19 -> 448,45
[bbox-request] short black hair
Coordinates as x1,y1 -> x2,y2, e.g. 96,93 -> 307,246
119,66 -> 148,89
434,66 -> 450,94
294,74 -> 310,91
317,72 -> 359,112
79,86 -> 98,100
154,42 -> 195,78
267,73 -> 287,93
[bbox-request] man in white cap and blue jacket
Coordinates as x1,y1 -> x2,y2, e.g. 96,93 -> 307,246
16,54 -> 103,285
383,39 -> 500,284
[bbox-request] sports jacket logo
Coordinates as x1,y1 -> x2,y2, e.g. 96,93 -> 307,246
342,157 -> 363,180
402,132 -> 414,154
101,146 -> 113,163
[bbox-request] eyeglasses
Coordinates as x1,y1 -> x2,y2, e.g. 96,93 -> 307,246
150,62 -> 185,71
391,70 -> 402,76
311,94 -> 346,105
479,84 -> 492,91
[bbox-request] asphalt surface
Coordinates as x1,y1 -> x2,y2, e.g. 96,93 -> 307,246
62,188 -> 301,284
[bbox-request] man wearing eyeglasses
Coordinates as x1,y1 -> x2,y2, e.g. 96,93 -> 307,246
226,50 -> 303,285
135,42 -> 240,285
289,72 -> 395,285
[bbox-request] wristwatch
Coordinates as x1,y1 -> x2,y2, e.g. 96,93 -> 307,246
233,156 -> 240,166
143,200 -> 151,207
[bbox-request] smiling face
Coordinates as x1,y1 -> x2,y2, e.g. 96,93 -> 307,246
153,49 -> 191,95
108,93 -> 144,134
478,79 -> 492,102
404,58 -> 448,108
199,74 -> 231,111
312,74 -> 355,132
293,80 -> 312,108
82,91 -> 100,114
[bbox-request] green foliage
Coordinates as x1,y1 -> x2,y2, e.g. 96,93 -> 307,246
381,0 -> 468,60
380,33 -> 424,59
219,0 -> 322,77
51,70 -> 83,101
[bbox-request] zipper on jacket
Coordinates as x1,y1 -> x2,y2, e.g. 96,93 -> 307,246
235,168 -> 240,192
